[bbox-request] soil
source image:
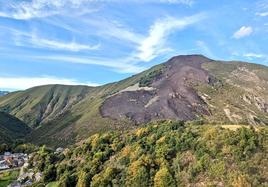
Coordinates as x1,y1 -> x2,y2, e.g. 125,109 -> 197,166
100,55 -> 215,124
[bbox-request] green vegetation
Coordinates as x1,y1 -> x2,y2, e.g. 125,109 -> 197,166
0,112 -> 31,144
139,67 -> 163,87
0,170 -> 19,187
201,61 -> 268,125
0,142 -> 37,154
28,121 -> 268,186
46,182 -> 59,187
0,85 -> 92,128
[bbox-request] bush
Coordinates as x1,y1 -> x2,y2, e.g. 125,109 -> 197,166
154,167 -> 175,187
139,69 -> 163,87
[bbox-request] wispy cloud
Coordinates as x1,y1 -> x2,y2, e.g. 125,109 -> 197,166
7,27 -> 99,52
233,26 -> 253,39
256,12 -> 268,16
93,19 -> 144,44
0,0 -> 194,20
256,0 -> 268,9
32,55 -> 146,73
239,52 -> 268,63
0,76 -> 99,90
2,13 -> 205,72
243,53 -> 264,58
136,14 -> 205,62
0,0 -> 97,20
80,13 -> 205,63
31,36 -> 100,52
158,0 -> 194,5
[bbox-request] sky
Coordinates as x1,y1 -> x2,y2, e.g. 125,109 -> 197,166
0,0 -> 268,91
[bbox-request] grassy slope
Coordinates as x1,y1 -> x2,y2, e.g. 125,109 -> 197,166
200,61 -> 268,125
0,170 -> 19,187
27,64 -> 165,147
0,112 -> 31,144
0,85 -> 93,128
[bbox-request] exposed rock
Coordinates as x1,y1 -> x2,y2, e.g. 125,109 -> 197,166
101,55 -> 213,123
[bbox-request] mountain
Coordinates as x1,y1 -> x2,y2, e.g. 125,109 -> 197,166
0,55 -> 268,146
0,91 -> 9,96
0,112 -> 31,144
101,55 -> 268,125
0,85 -> 92,128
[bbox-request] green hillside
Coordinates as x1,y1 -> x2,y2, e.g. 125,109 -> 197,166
0,85 -> 93,128
0,112 -> 31,144
0,55 -> 268,147
28,121 -> 268,186
200,61 -> 268,125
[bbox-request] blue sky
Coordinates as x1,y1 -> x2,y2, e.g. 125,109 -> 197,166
0,0 -> 268,90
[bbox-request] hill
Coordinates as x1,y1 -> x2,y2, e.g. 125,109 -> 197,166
0,112 -> 31,144
0,85 -> 93,128
0,91 -> 9,96
28,121 -> 268,186
0,55 -> 268,146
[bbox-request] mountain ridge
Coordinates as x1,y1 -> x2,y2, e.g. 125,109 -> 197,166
1,54 -> 268,146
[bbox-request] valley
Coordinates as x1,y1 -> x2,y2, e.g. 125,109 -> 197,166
0,55 -> 268,186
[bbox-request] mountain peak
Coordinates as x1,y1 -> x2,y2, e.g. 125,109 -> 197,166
167,54 -> 212,66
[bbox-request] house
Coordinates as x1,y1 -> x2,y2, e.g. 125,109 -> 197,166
0,160 -> 9,170
35,172 -> 42,182
4,152 -> 12,156
4,152 -> 13,161
55,147 -> 64,154
24,179 -> 33,186
7,181 -> 21,187
18,172 -> 34,183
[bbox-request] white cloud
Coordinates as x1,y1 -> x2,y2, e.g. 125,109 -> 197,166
256,12 -> 268,16
0,76 -> 99,90
136,14 -> 205,62
256,0 -> 268,9
243,53 -> 264,58
233,26 -> 253,39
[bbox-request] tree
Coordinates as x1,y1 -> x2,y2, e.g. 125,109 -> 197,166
232,175 -> 251,187
126,160 -> 150,187
58,173 -> 77,187
154,166 -> 175,187
43,165 -> 57,182
91,167 -> 118,187
77,171 -> 90,187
